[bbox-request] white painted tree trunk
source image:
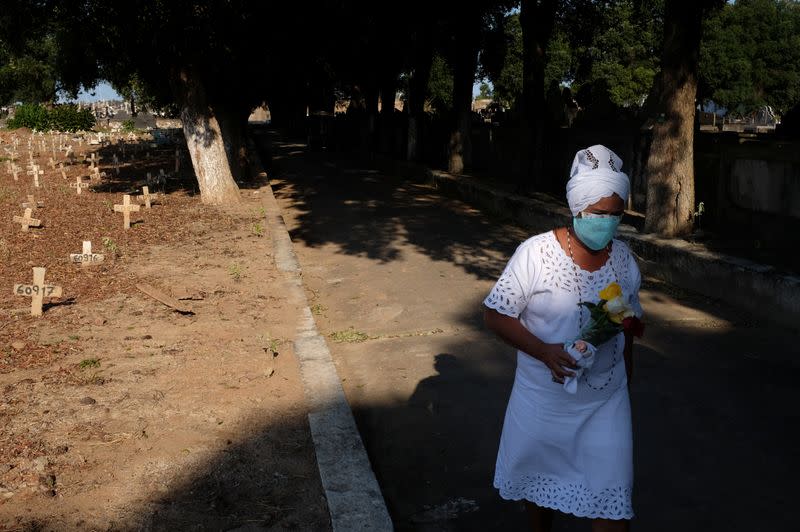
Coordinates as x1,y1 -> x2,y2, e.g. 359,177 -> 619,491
177,69 -> 241,205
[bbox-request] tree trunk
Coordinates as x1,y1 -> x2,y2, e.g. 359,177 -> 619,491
407,35 -> 433,162
363,85 -> 379,154
217,104 -> 251,183
643,1 -> 704,236
379,76 -> 397,155
448,17 -> 480,175
129,96 -> 137,117
520,0 -> 556,192
173,67 -> 241,205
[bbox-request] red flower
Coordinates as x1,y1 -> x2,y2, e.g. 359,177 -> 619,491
622,316 -> 645,338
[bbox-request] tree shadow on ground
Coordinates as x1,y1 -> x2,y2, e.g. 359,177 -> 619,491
250,127 -> 800,531
348,302 -> 800,531
251,128 -> 528,281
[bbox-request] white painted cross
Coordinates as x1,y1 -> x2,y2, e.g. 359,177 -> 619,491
88,153 -> 101,169
13,208 -> 42,231
91,166 -> 106,180
11,164 -> 20,182
113,194 -> 140,229
59,162 -> 67,179
26,165 -> 43,188
70,241 -> 104,266
14,267 -> 62,317
48,157 -> 56,169
22,195 -> 43,210
138,186 -> 157,209
69,176 -> 90,195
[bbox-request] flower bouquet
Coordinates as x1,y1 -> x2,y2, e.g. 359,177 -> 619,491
577,282 -> 645,346
560,282 -> 644,393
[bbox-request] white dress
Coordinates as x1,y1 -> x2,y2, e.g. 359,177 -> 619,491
483,230 -> 644,520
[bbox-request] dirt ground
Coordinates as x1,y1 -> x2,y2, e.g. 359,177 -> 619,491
0,129 -> 330,531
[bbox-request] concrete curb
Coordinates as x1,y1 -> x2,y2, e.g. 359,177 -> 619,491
424,168 -> 800,330
258,173 -> 394,531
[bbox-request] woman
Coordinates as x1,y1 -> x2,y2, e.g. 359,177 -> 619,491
483,145 -> 644,532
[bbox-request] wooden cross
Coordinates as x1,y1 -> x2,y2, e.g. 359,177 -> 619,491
88,153 -> 101,169
26,165 -> 43,188
22,195 -> 43,210
91,166 -> 106,180
13,208 -> 42,231
138,186 -> 157,209
113,194 -> 140,229
112,153 -> 120,175
70,240 -> 104,266
11,165 -> 20,181
59,162 -> 67,179
69,176 -> 90,195
14,267 -> 62,317
48,157 -> 56,169
175,148 -> 180,173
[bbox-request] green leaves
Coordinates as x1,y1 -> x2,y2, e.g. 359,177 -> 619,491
578,300 -> 623,346
6,103 -> 95,132
700,0 -> 800,115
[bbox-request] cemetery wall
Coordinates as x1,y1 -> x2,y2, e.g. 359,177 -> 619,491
467,124 -> 800,252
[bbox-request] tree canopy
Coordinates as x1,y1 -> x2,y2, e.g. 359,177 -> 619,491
700,0 -> 800,116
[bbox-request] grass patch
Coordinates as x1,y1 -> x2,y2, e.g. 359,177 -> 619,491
329,327 -> 370,343
229,263 -> 243,282
310,303 -> 327,315
78,357 -> 100,369
252,221 -> 264,237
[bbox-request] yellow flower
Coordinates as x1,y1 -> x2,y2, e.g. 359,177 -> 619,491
599,282 -> 622,301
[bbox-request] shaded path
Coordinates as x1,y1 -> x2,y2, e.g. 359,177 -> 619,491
254,129 -> 799,531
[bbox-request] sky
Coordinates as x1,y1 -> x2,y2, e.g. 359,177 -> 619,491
57,81 -> 121,103
63,79 -> 492,103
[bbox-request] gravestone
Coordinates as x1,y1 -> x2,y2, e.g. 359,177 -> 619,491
14,267 -> 62,317
113,194 -> 140,229
138,186 -> 157,209
22,195 -> 43,210
13,208 -> 42,231
27,165 -> 43,188
69,176 -> 90,195
70,241 -> 104,266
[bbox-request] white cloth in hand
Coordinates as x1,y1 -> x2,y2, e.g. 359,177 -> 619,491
562,341 -> 597,394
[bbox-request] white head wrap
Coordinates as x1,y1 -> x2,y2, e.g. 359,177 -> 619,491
566,145 -> 630,217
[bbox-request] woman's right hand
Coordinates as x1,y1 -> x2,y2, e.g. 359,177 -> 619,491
539,344 -> 579,384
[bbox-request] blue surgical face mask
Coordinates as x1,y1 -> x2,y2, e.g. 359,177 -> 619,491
572,212 -> 622,250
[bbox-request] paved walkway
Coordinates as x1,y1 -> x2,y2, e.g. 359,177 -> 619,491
257,130 -> 799,531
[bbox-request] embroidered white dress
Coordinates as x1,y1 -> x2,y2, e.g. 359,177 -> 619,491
484,230 -> 644,520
